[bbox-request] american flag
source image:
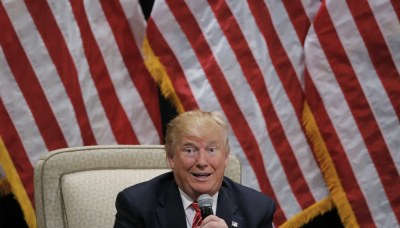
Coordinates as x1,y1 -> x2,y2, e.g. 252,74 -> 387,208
1,0 -> 399,227
304,0 -> 400,227
0,1 -> 161,227
145,0 -> 399,227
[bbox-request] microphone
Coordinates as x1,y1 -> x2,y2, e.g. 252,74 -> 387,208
197,194 -> 213,219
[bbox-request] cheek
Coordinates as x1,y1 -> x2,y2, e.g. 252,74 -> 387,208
176,156 -> 196,169
210,157 -> 227,171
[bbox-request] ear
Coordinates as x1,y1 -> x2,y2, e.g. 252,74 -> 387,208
224,153 -> 229,167
167,155 -> 175,169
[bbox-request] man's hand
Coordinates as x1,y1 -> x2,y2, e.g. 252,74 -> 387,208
198,215 -> 228,228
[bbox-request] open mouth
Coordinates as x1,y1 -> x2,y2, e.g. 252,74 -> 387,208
192,173 -> 211,180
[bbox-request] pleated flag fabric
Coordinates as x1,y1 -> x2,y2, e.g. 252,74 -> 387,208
0,1 -> 161,227
304,1 -> 400,227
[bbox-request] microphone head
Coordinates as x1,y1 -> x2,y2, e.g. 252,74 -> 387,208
198,194 -> 214,219
198,194 -> 213,208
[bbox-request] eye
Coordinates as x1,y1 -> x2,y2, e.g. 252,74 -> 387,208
184,147 -> 195,153
182,146 -> 198,157
208,147 -> 217,154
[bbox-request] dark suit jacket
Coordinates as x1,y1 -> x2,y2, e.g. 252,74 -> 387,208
114,172 -> 275,228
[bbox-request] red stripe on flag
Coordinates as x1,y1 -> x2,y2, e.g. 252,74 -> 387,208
208,0 -> 315,209
25,0 -> 97,146
390,0 -> 400,22
0,99 -> 34,204
248,0 -> 304,119
0,3 -> 68,151
100,0 -> 162,140
305,70 -> 375,227
70,0 -> 139,144
281,1 -> 311,43
147,20 -> 199,110
165,1 -> 286,224
314,6 -> 400,223
347,1 -> 400,120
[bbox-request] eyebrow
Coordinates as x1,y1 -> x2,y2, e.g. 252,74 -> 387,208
181,141 -> 220,148
181,142 -> 197,147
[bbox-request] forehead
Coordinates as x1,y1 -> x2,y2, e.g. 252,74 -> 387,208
178,125 -> 225,146
185,122 -> 224,139
180,135 -> 222,146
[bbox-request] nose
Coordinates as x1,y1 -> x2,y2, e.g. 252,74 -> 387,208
196,149 -> 208,167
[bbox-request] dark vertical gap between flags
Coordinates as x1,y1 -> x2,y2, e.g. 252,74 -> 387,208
146,20 -> 200,111
140,0 -> 177,139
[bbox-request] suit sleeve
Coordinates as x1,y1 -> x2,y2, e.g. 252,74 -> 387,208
113,191 -> 144,228
259,198 -> 276,228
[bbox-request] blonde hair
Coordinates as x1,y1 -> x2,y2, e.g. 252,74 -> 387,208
165,109 -> 230,158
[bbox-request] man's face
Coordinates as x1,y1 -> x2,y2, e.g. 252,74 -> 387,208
168,130 -> 228,200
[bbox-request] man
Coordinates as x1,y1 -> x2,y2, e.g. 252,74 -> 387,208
114,110 -> 275,227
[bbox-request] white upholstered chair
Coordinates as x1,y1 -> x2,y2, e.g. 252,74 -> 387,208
34,145 -> 241,228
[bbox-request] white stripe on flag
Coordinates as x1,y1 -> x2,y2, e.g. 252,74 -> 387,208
0,47 -> 46,165
84,0 -> 159,144
300,0 -> 321,22
306,25 -> 395,226
4,1 -> 82,148
262,0 -> 305,83
326,1 -> 400,173
47,0 -> 117,145
368,0 -> 400,73
305,0 -> 400,224
120,0 -> 147,51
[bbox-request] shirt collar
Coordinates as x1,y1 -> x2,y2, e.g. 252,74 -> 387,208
178,188 -> 219,211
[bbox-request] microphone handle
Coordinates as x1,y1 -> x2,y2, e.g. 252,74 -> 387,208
200,206 -> 213,219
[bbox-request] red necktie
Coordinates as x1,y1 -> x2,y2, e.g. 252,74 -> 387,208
191,202 -> 202,228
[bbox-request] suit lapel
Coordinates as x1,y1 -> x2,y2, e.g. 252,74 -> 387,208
216,181 -> 243,228
155,177 -> 244,227
156,181 -> 187,228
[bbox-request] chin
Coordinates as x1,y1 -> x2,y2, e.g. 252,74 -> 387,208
192,186 -> 212,194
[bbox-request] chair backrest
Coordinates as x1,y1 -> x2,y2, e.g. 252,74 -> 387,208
34,145 -> 241,228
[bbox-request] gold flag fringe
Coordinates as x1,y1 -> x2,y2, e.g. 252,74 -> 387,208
142,37 -> 185,114
280,197 -> 334,228
301,102 -> 359,228
0,137 -> 36,228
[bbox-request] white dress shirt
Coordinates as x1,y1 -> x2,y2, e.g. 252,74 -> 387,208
178,188 -> 219,228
